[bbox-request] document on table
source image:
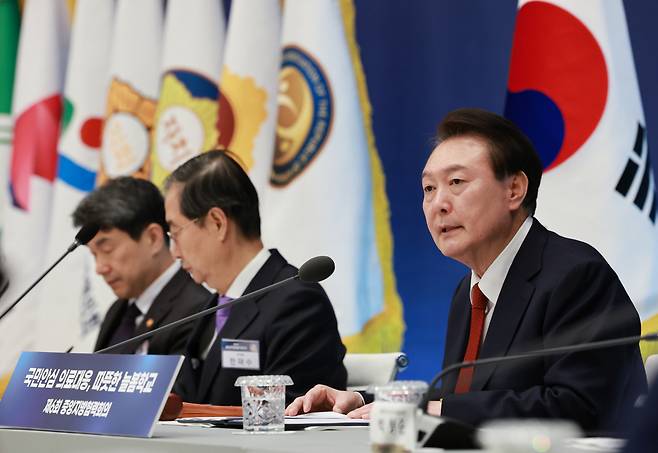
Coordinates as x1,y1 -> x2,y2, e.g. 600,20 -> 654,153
285,411 -> 369,426
176,411 -> 369,427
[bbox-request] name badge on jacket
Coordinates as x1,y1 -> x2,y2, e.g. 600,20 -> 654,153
221,339 -> 260,370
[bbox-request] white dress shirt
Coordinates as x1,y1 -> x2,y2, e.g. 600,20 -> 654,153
129,260 -> 181,354
469,216 -> 533,343
201,248 -> 271,359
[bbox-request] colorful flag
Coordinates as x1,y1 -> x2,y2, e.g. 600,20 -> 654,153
38,0 -> 115,353
0,0 -> 69,372
261,0 -> 403,351
217,0 -> 281,194
0,0 -> 20,238
505,0 -> 658,356
150,0 -> 225,188
97,0 -> 163,184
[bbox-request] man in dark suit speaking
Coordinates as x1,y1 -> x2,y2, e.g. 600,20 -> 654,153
164,150 -> 347,406
73,177 -> 209,355
286,108 -> 647,432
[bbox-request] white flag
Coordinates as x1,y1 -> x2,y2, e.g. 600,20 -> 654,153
505,0 -> 658,346
262,0 -> 403,351
0,0 -> 20,239
218,0 -> 281,195
98,0 -> 163,184
38,0 -> 115,354
0,0 -> 69,372
150,0 -> 225,188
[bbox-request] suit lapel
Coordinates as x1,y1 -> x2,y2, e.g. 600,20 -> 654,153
445,279 -> 471,367
134,268 -> 188,338
440,278 -> 472,395
470,221 -> 547,391
94,299 -> 127,351
196,250 -> 286,402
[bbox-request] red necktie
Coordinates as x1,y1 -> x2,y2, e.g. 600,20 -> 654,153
454,283 -> 488,394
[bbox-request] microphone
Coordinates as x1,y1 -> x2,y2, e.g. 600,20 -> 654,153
96,255 -> 335,354
415,331 -> 658,450
299,255 -> 335,282
68,223 -> 100,252
0,224 -> 100,321
419,331 -> 658,411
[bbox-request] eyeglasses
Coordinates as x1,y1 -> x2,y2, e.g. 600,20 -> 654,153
167,217 -> 199,241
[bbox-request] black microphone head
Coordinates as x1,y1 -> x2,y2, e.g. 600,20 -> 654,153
75,224 -> 100,245
298,256 -> 335,283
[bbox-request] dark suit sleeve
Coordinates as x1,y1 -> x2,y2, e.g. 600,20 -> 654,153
164,317 -> 200,356
441,260 -> 645,430
261,281 -> 347,402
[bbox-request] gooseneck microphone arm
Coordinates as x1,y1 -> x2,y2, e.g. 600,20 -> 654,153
420,331 -> 658,411
97,275 -> 297,354
97,255 -> 335,354
0,224 -> 100,322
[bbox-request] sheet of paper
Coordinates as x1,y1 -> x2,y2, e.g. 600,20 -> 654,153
176,412 -> 369,426
287,411 -> 350,419
285,411 -> 369,425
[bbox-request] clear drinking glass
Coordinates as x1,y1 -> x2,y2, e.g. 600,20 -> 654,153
369,381 -> 429,452
234,375 -> 293,432
370,380 -> 428,404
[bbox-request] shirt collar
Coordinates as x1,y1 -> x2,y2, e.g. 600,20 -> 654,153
224,248 -> 271,299
470,216 -> 533,307
132,261 -> 181,315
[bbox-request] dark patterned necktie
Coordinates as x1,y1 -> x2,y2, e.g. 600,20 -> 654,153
107,302 -> 142,351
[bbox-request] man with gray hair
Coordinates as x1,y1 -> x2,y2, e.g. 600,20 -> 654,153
164,150 -> 347,406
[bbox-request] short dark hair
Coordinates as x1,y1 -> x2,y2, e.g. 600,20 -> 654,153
437,108 -> 543,215
72,176 -> 169,242
164,150 -> 261,239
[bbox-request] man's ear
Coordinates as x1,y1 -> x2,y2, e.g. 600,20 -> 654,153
207,207 -> 228,241
508,171 -> 529,210
143,223 -> 166,253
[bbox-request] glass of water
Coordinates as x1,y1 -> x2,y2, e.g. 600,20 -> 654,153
370,380 -> 428,404
234,375 -> 293,432
369,381 -> 429,452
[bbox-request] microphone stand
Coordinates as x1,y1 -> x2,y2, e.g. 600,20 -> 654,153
0,224 -> 99,321
96,275 -> 299,354
0,244 -> 81,321
415,331 -> 658,450
420,331 -> 658,411
97,255 -> 335,354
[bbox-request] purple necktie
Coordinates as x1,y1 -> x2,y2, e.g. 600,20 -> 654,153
216,295 -> 232,334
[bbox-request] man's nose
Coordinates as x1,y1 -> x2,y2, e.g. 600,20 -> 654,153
170,239 -> 182,259
433,186 -> 452,214
95,257 -> 110,275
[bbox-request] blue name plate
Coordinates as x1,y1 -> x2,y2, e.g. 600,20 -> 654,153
0,352 -> 183,437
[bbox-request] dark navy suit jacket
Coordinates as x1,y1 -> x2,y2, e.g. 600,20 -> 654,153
174,249 -> 347,406
436,220 -> 646,431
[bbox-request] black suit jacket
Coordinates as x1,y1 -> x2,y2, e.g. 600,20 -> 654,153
437,220 -> 647,431
94,268 -> 210,354
174,249 -> 347,406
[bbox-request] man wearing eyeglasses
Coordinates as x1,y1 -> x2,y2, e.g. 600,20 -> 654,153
73,177 -> 210,355
164,150 -> 347,406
